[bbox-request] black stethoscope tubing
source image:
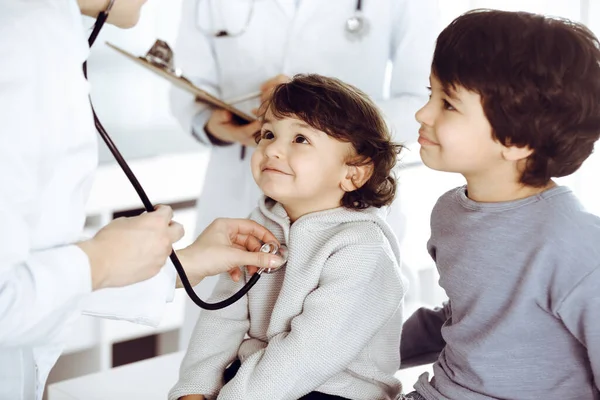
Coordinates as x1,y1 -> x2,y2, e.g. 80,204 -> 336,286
84,9 -> 261,310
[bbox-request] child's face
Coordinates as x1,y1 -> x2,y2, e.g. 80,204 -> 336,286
415,74 -> 507,179
251,111 -> 354,219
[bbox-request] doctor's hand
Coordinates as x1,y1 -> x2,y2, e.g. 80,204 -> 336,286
175,218 -> 285,287
260,74 -> 291,103
205,109 -> 261,147
77,205 -> 184,291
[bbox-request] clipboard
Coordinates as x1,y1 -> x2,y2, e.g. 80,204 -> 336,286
106,40 -> 256,123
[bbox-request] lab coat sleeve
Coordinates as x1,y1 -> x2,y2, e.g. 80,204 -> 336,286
0,244 -> 92,347
0,25 -> 93,346
80,260 -> 176,327
400,302 -> 450,367
556,266 -> 600,391
169,0 -> 220,145
169,273 -> 249,400
376,0 -> 441,145
217,243 -> 404,400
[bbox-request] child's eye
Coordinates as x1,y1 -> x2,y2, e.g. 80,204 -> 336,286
294,135 -> 309,144
442,99 -> 455,111
255,130 -> 274,145
262,130 -> 275,140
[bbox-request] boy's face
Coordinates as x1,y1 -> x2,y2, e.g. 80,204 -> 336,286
415,74 -> 507,179
251,111 -> 354,219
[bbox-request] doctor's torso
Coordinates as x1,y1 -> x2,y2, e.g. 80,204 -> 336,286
196,0 -> 397,100
0,1 -> 97,398
1,1 -> 97,253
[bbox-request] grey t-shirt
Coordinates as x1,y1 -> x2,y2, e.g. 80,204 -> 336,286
405,185 -> 600,400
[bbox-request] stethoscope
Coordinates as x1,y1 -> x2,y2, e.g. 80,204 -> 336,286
195,0 -> 368,39
85,1 -> 287,310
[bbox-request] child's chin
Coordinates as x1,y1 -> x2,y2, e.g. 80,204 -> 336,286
260,188 -> 287,204
419,152 -> 447,172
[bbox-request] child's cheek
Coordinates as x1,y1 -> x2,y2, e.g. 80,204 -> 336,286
250,150 -> 263,177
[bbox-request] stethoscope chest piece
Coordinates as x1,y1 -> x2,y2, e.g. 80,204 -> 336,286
345,12 -> 369,41
257,242 -> 288,274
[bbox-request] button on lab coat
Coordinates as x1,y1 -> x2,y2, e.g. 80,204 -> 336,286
0,2 -> 176,399
170,0 -> 440,345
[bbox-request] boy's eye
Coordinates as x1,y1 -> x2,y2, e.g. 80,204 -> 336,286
442,99 -> 455,111
261,130 -> 275,140
294,135 -> 309,144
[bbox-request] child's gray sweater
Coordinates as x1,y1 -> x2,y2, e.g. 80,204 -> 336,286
170,197 -> 405,400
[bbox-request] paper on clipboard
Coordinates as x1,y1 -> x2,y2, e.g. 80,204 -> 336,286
105,40 -> 256,123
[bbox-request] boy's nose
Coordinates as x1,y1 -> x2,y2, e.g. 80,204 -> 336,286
264,139 -> 285,158
415,103 -> 434,127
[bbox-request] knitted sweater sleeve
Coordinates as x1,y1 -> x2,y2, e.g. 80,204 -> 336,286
217,242 -> 403,400
168,273 -> 249,400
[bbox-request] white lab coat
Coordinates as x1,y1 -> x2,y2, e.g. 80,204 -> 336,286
170,0 -> 440,345
0,2 -> 176,399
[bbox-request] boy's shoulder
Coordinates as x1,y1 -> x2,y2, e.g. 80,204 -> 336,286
433,184 -> 600,261
328,206 -> 396,245
433,186 -> 463,206
539,190 -> 600,253
324,207 -> 402,269
300,206 -> 401,266
429,186 -> 465,222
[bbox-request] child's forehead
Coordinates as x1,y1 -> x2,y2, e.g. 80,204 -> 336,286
430,73 -> 480,99
430,74 -> 462,92
261,110 -> 304,125
261,110 -> 325,134
263,109 -> 311,126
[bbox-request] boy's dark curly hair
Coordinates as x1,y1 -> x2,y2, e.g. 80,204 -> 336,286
257,74 -> 402,209
434,9 -> 600,186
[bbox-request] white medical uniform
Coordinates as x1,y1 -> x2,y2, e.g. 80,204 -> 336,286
0,2 -> 175,399
170,0 -> 440,345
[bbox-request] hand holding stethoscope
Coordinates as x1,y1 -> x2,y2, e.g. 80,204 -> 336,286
86,2 -> 288,310
194,0 -> 369,40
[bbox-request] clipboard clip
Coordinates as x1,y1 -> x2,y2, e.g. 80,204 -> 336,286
106,39 -> 257,123
143,40 -> 183,78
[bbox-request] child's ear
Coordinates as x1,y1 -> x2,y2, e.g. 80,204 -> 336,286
501,144 -> 533,161
340,162 -> 374,193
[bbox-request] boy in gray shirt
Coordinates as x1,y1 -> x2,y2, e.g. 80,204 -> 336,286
402,9 -> 600,400
170,75 -> 406,400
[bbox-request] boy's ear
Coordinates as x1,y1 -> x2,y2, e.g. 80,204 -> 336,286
502,144 -> 533,161
341,162 -> 374,193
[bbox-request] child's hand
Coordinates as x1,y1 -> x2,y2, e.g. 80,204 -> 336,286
179,395 -> 205,400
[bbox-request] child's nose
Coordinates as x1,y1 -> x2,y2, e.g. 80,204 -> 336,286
415,102 -> 434,127
264,139 -> 286,158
